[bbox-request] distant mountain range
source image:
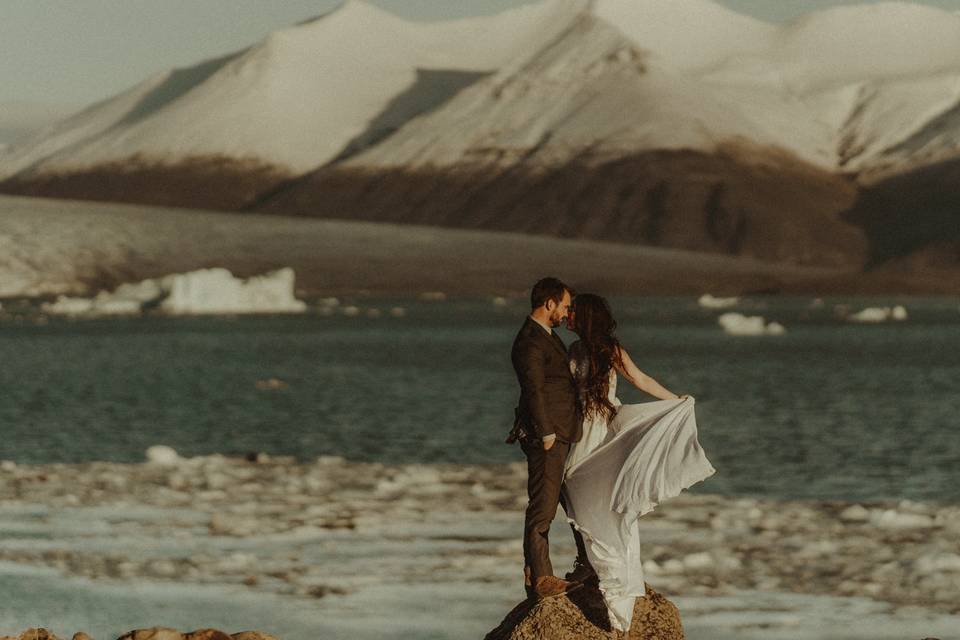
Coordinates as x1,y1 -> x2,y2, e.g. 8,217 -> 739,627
2,0 -> 959,283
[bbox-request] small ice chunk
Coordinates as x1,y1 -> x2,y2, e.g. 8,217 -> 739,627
870,509 -> 935,529
683,551 -> 715,570
660,558 -> 684,574
849,307 -> 890,322
718,312 -> 785,336
914,552 -> 960,574
765,321 -> 786,335
839,504 -> 871,522
848,305 -> 907,323
698,294 -> 739,309
146,445 -> 181,466
255,378 -> 287,390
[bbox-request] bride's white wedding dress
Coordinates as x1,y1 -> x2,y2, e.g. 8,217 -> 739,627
561,343 -> 716,631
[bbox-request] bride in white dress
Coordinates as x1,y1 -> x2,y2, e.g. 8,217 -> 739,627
560,294 -> 715,632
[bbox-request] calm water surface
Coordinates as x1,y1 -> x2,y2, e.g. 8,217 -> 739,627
1,296 -> 957,502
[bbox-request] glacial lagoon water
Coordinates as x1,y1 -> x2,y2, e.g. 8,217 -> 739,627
1,294 -> 959,640
1,295 -> 957,503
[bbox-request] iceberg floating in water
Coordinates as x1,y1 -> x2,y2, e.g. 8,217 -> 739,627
718,312 -> 785,336
158,267 -> 306,315
698,294 -> 739,309
848,305 -> 908,323
41,267 -> 306,316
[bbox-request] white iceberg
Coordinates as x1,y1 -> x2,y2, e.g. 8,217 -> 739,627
848,305 -> 908,323
159,268 -> 306,315
718,312 -> 786,336
698,294 -> 740,309
40,267 -> 306,316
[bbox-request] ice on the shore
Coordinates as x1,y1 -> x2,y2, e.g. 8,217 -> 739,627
848,305 -> 908,323
870,509 -> 935,529
718,312 -> 785,336
698,294 -> 739,309
145,445 -> 181,466
839,504 -> 871,522
2,456 -> 960,633
914,552 -> 960,574
41,268 -> 306,316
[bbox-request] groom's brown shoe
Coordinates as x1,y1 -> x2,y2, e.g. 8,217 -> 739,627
534,575 -> 582,601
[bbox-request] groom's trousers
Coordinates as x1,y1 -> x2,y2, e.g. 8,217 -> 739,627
520,437 -> 590,583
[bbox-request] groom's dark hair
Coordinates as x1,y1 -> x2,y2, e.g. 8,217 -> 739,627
531,277 -> 574,310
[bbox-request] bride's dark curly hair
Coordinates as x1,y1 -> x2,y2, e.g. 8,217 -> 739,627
570,294 -> 624,421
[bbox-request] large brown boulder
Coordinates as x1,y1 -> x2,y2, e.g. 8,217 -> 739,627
15,630 -> 60,640
116,629 -> 183,640
485,583 -> 683,640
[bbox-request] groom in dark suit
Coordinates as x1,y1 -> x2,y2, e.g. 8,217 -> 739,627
509,277 -> 591,600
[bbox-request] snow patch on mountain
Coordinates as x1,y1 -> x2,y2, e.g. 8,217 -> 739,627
592,0 -> 776,72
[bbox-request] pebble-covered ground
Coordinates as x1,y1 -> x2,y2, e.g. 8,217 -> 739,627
1,454 -> 958,618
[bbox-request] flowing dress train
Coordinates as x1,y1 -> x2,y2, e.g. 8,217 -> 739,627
561,344 -> 715,631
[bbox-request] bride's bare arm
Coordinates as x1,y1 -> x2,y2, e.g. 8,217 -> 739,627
614,346 -> 683,400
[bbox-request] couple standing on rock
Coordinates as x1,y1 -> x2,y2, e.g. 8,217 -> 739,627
509,277 -> 715,631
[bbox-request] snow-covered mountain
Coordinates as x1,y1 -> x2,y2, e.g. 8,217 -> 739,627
0,0 -> 583,179
1,0 -> 959,277
5,0 -> 960,178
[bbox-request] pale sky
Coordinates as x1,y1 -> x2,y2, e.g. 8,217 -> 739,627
2,0 -> 960,108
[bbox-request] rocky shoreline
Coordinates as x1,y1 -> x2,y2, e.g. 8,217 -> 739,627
2,628 -> 276,640
1,453 -> 957,620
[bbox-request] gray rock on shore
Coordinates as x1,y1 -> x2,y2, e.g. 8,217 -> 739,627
485,583 -> 684,640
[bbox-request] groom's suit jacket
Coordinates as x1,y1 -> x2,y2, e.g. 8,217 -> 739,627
511,317 -> 583,444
